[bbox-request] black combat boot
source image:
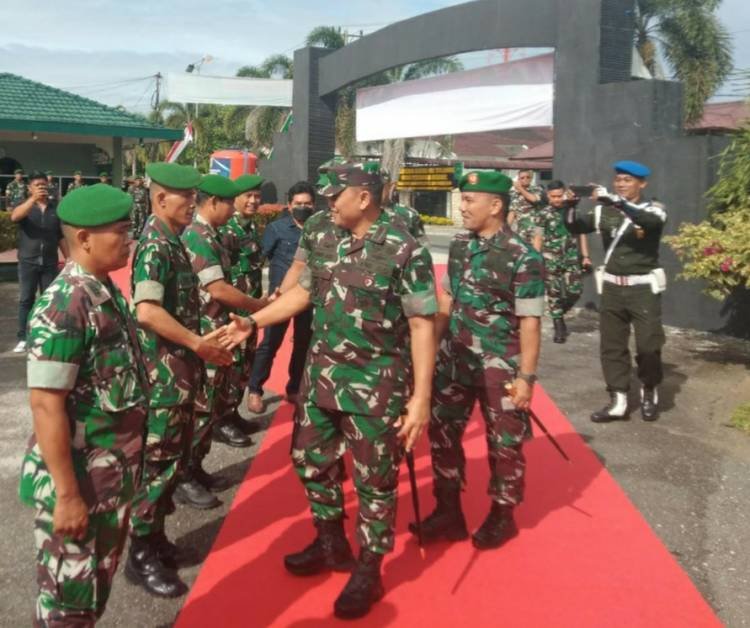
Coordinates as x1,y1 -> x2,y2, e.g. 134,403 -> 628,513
471,502 -> 518,550
553,317 -> 567,344
212,419 -> 254,447
333,549 -> 385,619
174,465 -> 221,510
408,482 -> 468,543
590,391 -> 629,423
192,460 -> 232,493
125,536 -> 188,598
640,387 -> 659,422
228,410 -> 263,434
284,519 -> 356,576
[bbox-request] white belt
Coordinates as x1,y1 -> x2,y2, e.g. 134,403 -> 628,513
603,272 -> 652,287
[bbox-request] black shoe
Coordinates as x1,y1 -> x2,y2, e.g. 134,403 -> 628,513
229,410 -> 263,434
640,387 -> 659,422
125,537 -> 188,598
590,392 -> 629,423
334,549 -> 385,619
552,318 -> 567,344
408,482 -> 468,544
284,519 -> 356,576
174,479 -> 221,510
471,503 -> 518,550
192,462 -> 232,493
212,420 -> 254,448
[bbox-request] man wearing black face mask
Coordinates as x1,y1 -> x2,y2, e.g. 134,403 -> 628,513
246,181 -> 317,413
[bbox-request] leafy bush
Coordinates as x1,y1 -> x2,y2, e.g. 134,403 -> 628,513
666,123 -> 750,299
0,212 -> 17,253
731,402 -> 750,435
419,214 -> 454,226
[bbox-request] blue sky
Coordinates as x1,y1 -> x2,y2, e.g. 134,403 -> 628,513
0,0 -> 748,112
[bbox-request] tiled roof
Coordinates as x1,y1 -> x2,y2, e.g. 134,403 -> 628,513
0,73 -> 182,140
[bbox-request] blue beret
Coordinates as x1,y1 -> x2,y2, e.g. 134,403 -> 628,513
613,160 -> 651,178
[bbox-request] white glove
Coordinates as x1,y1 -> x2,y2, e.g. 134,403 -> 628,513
595,187 -> 622,205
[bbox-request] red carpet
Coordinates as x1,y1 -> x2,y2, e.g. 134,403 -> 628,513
111,264 -> 720,627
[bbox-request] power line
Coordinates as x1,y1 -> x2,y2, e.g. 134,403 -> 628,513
56,75 -> 154,90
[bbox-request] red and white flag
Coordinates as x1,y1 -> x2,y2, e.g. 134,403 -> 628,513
166,123 -> 193,163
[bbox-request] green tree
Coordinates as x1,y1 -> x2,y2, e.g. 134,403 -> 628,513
634,0 -> 733,124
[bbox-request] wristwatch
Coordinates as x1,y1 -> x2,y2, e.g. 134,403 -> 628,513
516,372 -> 538,385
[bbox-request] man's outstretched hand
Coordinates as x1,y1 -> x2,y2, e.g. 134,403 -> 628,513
221,313 -> 256,350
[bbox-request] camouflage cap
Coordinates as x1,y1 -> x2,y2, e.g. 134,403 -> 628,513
73,170 -> 82,176
45,170 -> 53,176
234,173 -> 264,193
146,162 -> 201,190
199,174 -> 240,199
459,170 -> 512,195
14,168 -> 23,175
322,162 -> 383,197
58,184 -> 132,227
316,172 -> 332,194
98,171 -> 109,178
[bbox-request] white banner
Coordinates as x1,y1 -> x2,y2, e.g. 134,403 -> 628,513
165,73 -> 292,107
356,54 -> 554,142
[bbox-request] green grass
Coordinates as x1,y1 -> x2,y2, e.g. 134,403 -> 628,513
730,402 -> 750,435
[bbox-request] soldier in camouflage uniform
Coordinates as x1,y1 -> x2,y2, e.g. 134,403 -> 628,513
6,168 -> 27,208
181,175 -> 266,475
410,170 -> 544,552
508,169 -> 544,249
126,163 -> 233,598
539,180 -> 585,344
224,162 -> 437,619
45,171 -> 58,205
66,171 -> 85,195
127,174 -> 150,238
218,174 -> 265,427
19,184 -> 147,626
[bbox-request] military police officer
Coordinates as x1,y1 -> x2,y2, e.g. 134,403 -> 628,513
126,163 -> 233,597
224,162 -> 438,619
19,184 -> 147,626
412,170 -> 544,550
6,168 -> 27,208
566,161 -> 667,422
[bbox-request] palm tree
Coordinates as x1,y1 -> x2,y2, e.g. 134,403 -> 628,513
634,0 -> 733,124
306,26 -> 346,50
232,55 -> 294,153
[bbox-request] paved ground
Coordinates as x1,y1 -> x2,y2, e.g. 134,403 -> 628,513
1,242 -> 749,626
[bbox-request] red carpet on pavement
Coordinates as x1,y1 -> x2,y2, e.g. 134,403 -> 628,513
112,263 -> 720,627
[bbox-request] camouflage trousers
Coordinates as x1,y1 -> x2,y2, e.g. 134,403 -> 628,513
33,504 -> 130,626
430,365 -> 527,506
193,366 -> 229,461
129,405 -> 193,538
222,341 -> 256,419
292,402 -> 403,554
545,258 -> 583,319
130,205 -> 148,239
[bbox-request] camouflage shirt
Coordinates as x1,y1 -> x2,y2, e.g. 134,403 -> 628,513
19,261 -> 147,512
66,181 -> 85,195
540,204 -> 579,264
128,184 -> 149,209
132,214 -> 203,407
46,183 -> 58,204
218,213 -> 263,295
440,227 -> 545,388
181,214 -> 231,336
5,180 -> 27,207
296,209 -> 437,417
386,204 -> 427,245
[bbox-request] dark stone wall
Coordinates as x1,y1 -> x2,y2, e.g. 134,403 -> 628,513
260,0 -> 742,334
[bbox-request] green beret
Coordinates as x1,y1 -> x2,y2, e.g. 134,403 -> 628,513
98,171 -> 109,178
458,170 -> 512,195
58,184 -> 132,227
73,170 -> 82,175
14,169 -> 23,175
146,162 -> 201,190
234,174 -> 264,193
45,170 -> 53,176
198,174 -> 240,199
